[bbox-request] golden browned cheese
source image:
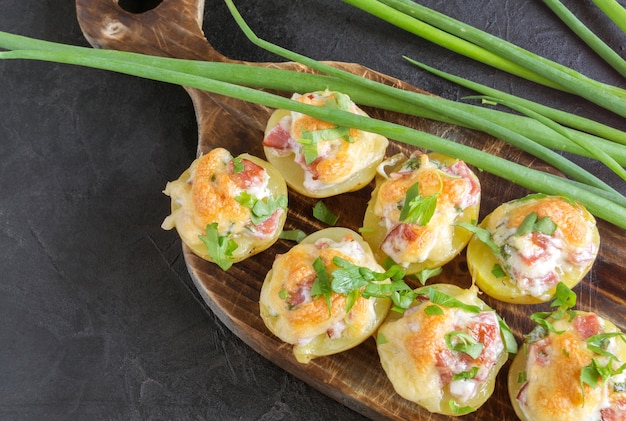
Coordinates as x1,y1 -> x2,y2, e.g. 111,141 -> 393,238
507,196 -> 590,246
402,306 -> 452,375
373,154 -> 474,264
190,148 -> 249,232
291,93 -> 371,185
268,241 -> 371,341
516,315 -> 618,421
525,334 -> 596,416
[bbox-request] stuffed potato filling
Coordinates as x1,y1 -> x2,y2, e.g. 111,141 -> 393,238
377,285 -> 512,415
259,228 -> 391,363
162,148 -> 287,269
484,195 -> 597,298
511,309 -> 626,421
371,152 -> 480,268
263,90 -> 386,195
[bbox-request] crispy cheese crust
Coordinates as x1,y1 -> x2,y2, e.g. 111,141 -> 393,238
263,90 -> 388,197
259,228 -> 391,363
509,311 -> 626,421
377,285 -> 508,416
162,148 -> 287,264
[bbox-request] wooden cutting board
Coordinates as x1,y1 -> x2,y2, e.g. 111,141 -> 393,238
75,1 -> 625,419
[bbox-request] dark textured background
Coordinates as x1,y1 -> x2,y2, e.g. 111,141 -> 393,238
1,1 -> 624,420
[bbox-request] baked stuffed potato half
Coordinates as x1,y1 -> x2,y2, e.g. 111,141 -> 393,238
361,152 -> 481,275
509,307 -> 626,421
161,148 -> 288,270
376,284 -> 516,416
465,194 -> 599,304
259,227 -> 392,363
262,90 -> 388,198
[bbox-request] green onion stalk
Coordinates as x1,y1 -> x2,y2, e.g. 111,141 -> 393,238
1,47 -> 625,227
2,30 -> 624,168
404,58 -> 626,147
592,0 -> 626,33
543,0 -> 626,78
344,0 -> 626,117
220,0 -> 625,199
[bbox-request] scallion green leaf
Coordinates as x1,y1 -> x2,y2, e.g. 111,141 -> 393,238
313,201 -> 339,226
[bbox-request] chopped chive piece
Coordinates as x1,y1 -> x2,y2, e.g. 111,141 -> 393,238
313,201 -> 339,225
311,257 -> 332,316
279,229 -> 307,243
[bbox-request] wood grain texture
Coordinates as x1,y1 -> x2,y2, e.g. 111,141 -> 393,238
75,0 -> 625,419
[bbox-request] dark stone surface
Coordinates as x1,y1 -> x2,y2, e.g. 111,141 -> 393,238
0,1 -> 623,420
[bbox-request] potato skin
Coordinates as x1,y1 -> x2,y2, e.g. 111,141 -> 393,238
466,194 -> 599,304
262,91 -> 388,198
508,311 -> 626,421
362,152 -> 480,274
377,284 -> 509,416
259,227 -> 391,363
162,149 -> 288,265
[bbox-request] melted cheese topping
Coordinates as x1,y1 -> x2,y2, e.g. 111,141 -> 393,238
517,313 -> 626,421
261,234 -> 382,345
486,196 -> 598,298
266,90 -> 382,192
373,153 -> 479,266
162,148 -> 282,255
377,287 -> 504,410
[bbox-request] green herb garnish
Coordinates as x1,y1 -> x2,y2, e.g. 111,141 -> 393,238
454,221 -> 501,255
313,201 -> 339,225
452,366 -> 479,381
232,156 -> 244,173
399,181 -> 439,226
491,263 -> 507,278
198,223 -> 238,271
311,257 -> 332,316
236,192 -> 287,226
516,212 -> 557,236
448,399 -> 476,415
445,331 -> 484,359
279,229 -> 307,243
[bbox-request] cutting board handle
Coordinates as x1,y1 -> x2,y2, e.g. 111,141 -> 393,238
76,0 -> 231,63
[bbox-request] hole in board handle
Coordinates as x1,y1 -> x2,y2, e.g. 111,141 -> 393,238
118,0 -> 164,13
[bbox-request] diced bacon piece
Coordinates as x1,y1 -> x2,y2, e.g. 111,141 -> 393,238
228,158 -> 266,189
444,160 -> 481,207
601,396 -> 626,421
286,274 -> 316,308
530,338 -> 552,366
263,121 -> 292,150
251,210 -> 282,237
467,313 -> 501,373
573,313 -> 602,340
518,233 -> 557,266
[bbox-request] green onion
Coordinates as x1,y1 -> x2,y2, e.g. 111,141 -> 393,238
221,2 -> 623,195
351,0 -> 626,117
1,16 -> 625,228
543,0 -> 626,78
2,31 -> 624,166
469,94 -> 626,183
2,46 -> 625,227
312,201 -> 339,226
592,0 -> 626,33
338,0 -> 560,89
404,57 -> 626,147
